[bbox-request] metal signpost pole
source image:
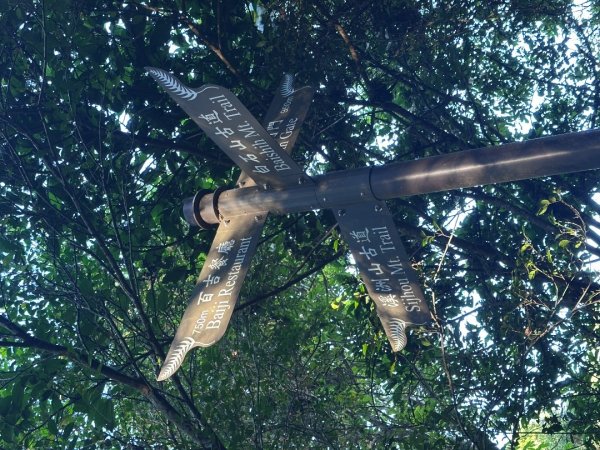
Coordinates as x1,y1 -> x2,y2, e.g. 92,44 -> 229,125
147,68 -> 600,381
190,129 -> 600,223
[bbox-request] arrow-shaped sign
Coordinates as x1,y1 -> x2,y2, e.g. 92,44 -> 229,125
157,213 -> 266,381
334,202 -> 431,351
146,68 -> 311,189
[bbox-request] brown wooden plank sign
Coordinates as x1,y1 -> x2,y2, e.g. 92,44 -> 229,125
334,202 -> 430,351
146,68 -> 308,189
157,213 -> 265,381
148,67 -> 600,381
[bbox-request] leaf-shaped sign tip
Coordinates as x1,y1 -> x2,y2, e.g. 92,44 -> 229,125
145,67 -> 198,101
280,73 -> 294,97
388,319 -> 407,353
157,336 -> 196,381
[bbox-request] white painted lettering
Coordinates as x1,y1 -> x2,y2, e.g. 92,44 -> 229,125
237,121 -> 259,138
218,287 -> 233,297
192,310 -> 209,335
206,320 -> 220,329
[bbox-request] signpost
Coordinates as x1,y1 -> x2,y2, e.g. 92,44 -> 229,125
149,69 -> 314,381
147,67 -> 600,381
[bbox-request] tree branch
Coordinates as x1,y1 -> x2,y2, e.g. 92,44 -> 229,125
0,314 -> 224,449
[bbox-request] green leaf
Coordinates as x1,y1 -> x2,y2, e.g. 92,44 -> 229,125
62,423 -> 75,440
537,199 -> 551,215
11,382 -> 25,413
0,237 -> 20,254
155,286 -> 171,310
0,396 -> 11,416
389,360 -> 396,376
47,418 -> 59,436
558,239 -> 570,248
92,398 -> 115,430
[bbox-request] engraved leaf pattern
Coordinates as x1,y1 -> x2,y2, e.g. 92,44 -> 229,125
280,73 -> 294,97
146,67 -> 198,101
388,318 -> 407,352
158,336 -> 196,381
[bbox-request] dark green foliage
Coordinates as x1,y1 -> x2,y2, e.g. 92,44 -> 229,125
0,0 -> 599,448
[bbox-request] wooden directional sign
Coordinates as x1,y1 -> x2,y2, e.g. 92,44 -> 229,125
149,67 -> 600,381
334,202 -> 431,351
237,80 -> 314,188
158,213 -> 265,381
154,73 -> 316,381
146,68 -> 311,189
263,81 -> 314,155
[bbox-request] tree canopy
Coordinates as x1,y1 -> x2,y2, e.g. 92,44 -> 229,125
1,0 -> 599,448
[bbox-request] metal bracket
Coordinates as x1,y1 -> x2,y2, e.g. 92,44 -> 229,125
316,167 -> 375,208
182,189 -> 217,230
212,186 -> 227,222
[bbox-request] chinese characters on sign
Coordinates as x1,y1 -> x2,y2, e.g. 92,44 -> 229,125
146,67 -> 307,189
335,202 -> 431,351
340,215 -> 429,316
157,214 -> 266,381
236,84 -> 314,188
191,234 -> 256,337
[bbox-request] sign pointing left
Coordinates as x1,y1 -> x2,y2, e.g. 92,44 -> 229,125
146,68 -> 310,189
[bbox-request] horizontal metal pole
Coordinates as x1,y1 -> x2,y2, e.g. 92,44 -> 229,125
195,129 -> 600,224
371,129 -> 600,199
